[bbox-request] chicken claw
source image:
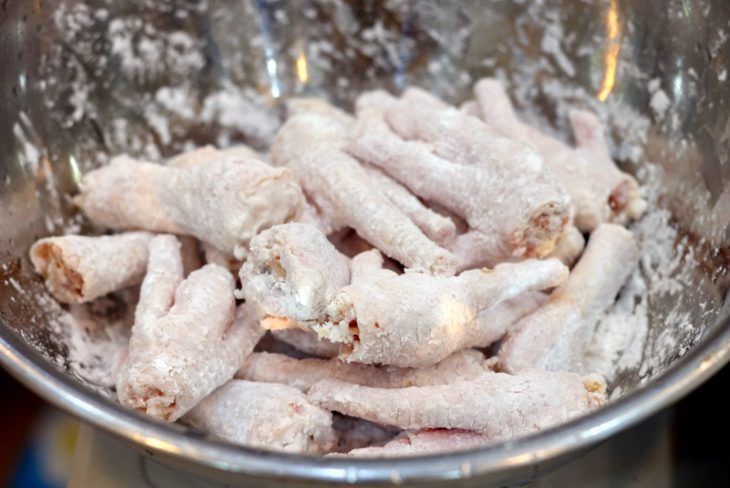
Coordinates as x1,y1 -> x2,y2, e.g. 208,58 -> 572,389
30,232 -> 153,304
349,89 -> 570,270
76,155 -> 305,259
271,328 -> 342,358
116,235 -> 262,421
340,429 -> 490,457
184,380 -> 336,454
270,110 -> 456,275
309,371 -> 606,439
316,258 -> 567,367
239,223 -> 350,322
473,78 -> 646,231
547,224 -> 585,267
363,165 -> 456,246
499,224 -> 639,373
237,349 -> 490,392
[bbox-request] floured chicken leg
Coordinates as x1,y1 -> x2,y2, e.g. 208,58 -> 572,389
237,349 -> 489,392
473,78 -> 646,231
499,224 -> 639,373
340,429 -> 490,457
183,380 -> 336,454
290,96 -> 456,249
315,258 -> 567,367
168,145 -> 267,271
116,235 -> 262,422
30,232 -> 153,304
76,155 -> 304,260
349,89 -> 570,270
270,109 -> 456,275
239,223 -> 350,322
309,371 -> 606,439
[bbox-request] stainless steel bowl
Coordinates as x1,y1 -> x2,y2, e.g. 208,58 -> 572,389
1,1 -> 729,486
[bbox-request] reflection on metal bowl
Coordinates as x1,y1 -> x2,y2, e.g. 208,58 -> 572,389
1,1 -> 728,486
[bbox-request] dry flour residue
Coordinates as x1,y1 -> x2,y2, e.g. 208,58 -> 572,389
5,0 -> 723,402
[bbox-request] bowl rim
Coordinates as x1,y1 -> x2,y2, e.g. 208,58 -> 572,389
1,312 -> 729,484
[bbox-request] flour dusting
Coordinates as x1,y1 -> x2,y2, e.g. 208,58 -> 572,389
3,0 -> 726,406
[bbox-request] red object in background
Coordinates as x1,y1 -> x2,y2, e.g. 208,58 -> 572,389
0,371 -> 44,485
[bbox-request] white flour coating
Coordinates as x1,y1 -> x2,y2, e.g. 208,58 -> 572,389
44,2 -> 280,163
539,9 -> 576,78
42,292 -> 133,397
581,163 -> 712,392
107,18 -> 204,83
496,42 -> 714,394
582,272 -> 648,382
199,85 -> 281,146
650,90 -> 671,119
10,0 -> 723,418
12,113 -> 66,233
61,302 -> 132,393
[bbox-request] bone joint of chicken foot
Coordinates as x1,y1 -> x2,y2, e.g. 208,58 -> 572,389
183,379 -> 336,454
473,78 -> 646,231
314,258 -> 568,368
499,223 -> 640,373
116,235 -> 260,422
237,349 -> 490,392
239,222 -> 351,323
348,89 -> 570,270
270,108 -> 456,275
308,370 -> 606,440
29,231 -> 153,304
75,155 -> 305,260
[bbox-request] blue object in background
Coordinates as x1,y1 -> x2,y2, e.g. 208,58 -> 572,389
9,409 -> 76,488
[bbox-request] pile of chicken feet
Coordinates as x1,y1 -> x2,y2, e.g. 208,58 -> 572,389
29,78 -> 645,457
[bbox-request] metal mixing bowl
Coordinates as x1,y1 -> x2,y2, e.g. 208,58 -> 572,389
1,1 -> 729,486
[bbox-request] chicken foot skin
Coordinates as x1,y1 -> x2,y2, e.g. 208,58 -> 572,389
237,349 -> 490,392
499,224 -> 640,373
116,235 -> 262,422
271,328 -> 342,358
349,90 -> 570,270
473,78 -> 645,231
339,429 -> 490,458
30,232 -> 153,304
76,155 -> 305,259
271,110 -> 456,275
239,223 -> 351,322
309,371 -> 606,439
184,380 -> 336,454
316,258 -> 567,367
